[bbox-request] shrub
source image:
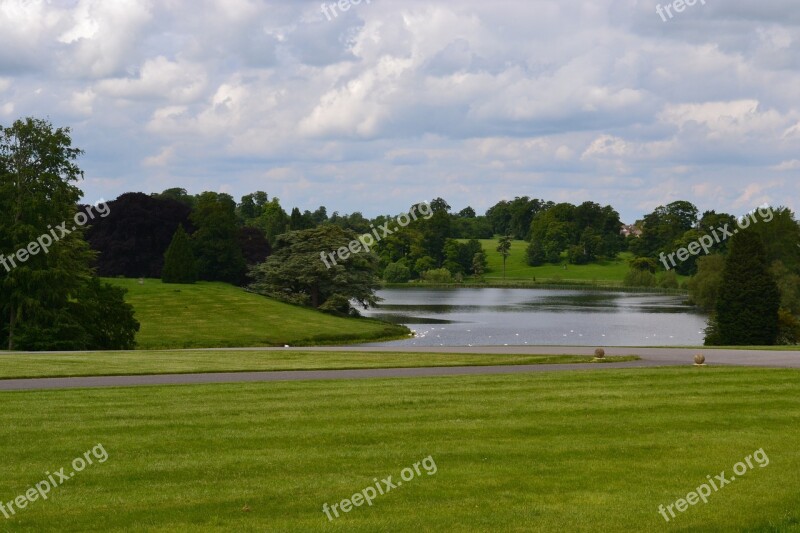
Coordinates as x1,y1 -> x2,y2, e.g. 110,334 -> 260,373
384,262 -> 411,283
623,268 -> 656,288
421,268 -> 453,284
659,270 -> 679,289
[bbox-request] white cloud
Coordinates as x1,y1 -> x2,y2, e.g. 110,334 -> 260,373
1,0 -> 799,221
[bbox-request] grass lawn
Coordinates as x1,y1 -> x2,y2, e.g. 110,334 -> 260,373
476,239 -> 632,282
0,351 -> 639,379
1,367 -> 798,531
104,278 -> 409,349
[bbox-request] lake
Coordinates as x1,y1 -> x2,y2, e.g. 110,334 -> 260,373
361,287 -> 708,347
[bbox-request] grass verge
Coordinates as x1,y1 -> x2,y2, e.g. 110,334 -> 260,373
0,351 -> 639,379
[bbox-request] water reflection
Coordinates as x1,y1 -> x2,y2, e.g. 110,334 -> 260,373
362,288 -> 708,347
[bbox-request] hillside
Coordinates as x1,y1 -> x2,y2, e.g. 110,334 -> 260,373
105,279 -> 409,349
474,239 -> 632,283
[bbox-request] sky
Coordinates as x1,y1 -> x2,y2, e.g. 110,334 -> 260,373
1,0 -> 799,223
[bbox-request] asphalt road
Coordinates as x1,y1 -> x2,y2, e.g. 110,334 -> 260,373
0,346 -> 798,391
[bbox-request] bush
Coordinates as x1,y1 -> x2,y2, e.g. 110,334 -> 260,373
777,308 -> 800,345
568,245 -> 590,265
414,256 -> 437,276
421,268 -> 453,284
658,270 -> 679,289
383,262 -> 411,283
526,241 -> 546,266
623,268 -> 656,288
629,257 -> 658,273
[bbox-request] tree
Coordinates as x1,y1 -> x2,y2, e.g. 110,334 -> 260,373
85,192 -> 192,278
496,235 -> 512,280
687,254 -> 725,310
0,118 -> 89,350
526,240 -> 546,266
710,231 -> 780,346
472,251 -> 487,280
631,201 -> 699,259
255,198 -> 290,245
384,262 -> 411,283
0,117 -> 139,350
162,225 -> 197,284
238,226 -> 272,267
249,226 -> 381,312
190,192 -> 246,284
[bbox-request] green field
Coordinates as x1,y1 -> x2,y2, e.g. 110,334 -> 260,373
104,279 -> 409,349
478,239 -> 632,282
1,367 -> 798,531
473,240 -> 691,288
0,351 -> 638,379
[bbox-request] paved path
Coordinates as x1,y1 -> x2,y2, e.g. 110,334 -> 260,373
0,346 -> 797,391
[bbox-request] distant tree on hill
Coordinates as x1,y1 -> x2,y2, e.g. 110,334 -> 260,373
496,235 -> 512,279
238,226 -> 272,268
190,192 -> 246,284
707,231 -> 779,346
162,225 -> 197,284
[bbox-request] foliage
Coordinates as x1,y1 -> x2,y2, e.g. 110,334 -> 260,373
528,201 -> 622,264
162,225 -> 197,284
383,261 -> 411,283
777,308 -> 800,345
623,268 -> 656,288
658,270 -> 679,289
0,118 -> 92,350
421,268 -> 453,284
190,192 -> 246,284
85,192 -> 192,278
629,257 -> 658,273
630,200 -> 699,259
711,231 -> 780,346
687,254 -> 725,310
249,226 -> 381,311
496,235 -> 512,279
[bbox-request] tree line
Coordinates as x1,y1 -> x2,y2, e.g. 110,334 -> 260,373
3,117 -> 798,349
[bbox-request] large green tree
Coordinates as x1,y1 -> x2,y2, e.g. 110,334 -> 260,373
249,226 -> 381,313
708,231 -> 780,346
0,117 -> 138,350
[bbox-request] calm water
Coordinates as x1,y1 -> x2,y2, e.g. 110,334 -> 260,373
361,288 -> 707,347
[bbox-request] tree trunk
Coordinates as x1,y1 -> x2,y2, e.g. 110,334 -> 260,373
311,285 -> 320,308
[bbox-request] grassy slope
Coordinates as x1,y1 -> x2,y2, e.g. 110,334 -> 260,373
474,240 -> 690,287
477,239 -> 632,282
1,367 -> 798,531
105,279 -> 408,349
0,351 -> 639,379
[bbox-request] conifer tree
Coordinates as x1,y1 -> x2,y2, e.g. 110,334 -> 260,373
162,225 -> 197,284
710,230 -> 780,345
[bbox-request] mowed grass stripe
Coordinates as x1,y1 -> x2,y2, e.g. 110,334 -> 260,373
0,351 -> 638,380
0,367 -> 798,531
